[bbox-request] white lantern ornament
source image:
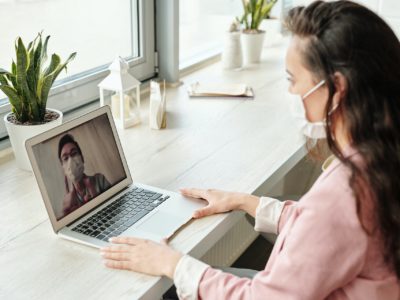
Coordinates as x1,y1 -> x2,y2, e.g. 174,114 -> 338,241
98,56 -> 141,129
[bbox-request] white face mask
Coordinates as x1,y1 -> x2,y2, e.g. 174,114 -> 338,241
288,80 -> 328,139
63,155 -> 84,183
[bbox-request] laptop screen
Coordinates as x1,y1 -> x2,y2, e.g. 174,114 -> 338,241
31,113 -> 127,221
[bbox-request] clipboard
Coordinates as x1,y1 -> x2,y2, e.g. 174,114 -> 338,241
187,82 -> 254,99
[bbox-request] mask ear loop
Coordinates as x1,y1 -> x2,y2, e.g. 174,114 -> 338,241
328,103 -> 339,115
326,91 -> 340,141
302,80 -> 326,100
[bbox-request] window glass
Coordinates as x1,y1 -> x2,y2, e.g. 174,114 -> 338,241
0,0 -> 138,83
0,0 -> 155,141
179,0 -> 243,66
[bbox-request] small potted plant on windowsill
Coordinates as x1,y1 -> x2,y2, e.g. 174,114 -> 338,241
238,0 -> 277,64
0,32 -> 76,170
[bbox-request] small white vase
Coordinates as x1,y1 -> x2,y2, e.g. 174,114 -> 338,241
222,31 -> 242,70
241,31 -> 266,64
4,108 -> 63,171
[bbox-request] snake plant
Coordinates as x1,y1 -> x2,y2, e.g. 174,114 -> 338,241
238,0 -> 278,32
0,32 -> 76,124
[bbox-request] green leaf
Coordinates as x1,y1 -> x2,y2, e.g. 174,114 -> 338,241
0,68 -> 12,76
41,35 -> 50,62
9,61 -> 20,92
249,0 -> 257,13
15,38 -> 30,107
33,33 -> 43,70
51,52 -> 76,85
15,37 -> 30,94
27,68 -> 36,94
239,0 -> 250,30
38,73 -> 54,107
11,60 -> 16,75
16,37 -> 42,121
0,85 -> 23,117
0,74 -> 9,86
27,41 -> 33,51
27,41 -> 37,93
253,0 -> 264,29
38,52 -> 76,110
243,0 -> 276,30
30,94 -> 41,120
33,33 -> 43,87
43,53 -> 61,77
9,78 -> 18,91
260,0 -> 276,19
27,33 -> 39,52
37,53 -> 59,109
5,73 -> 17,88
16,37 -> 29,75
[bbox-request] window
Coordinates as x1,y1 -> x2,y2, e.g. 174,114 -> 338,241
0,0 -> 155,139
179,0 -> 243,68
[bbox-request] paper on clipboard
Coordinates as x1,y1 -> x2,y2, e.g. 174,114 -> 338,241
187,82 -> 254,98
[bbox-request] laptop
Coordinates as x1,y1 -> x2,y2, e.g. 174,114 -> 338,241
25,106 -> 205,248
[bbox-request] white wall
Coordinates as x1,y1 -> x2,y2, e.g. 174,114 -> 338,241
358,0 -> 400,37
292,0 -> 400,38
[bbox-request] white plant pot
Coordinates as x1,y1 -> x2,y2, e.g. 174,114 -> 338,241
4,108 -> 63,171
241,31 -> 265,64
222,31 -> 243,70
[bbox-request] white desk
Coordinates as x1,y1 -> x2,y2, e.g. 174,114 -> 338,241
0,42 -> 307,299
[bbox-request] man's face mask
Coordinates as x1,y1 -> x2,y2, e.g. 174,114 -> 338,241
62,149 -> 84,183
288,80 -> 330,139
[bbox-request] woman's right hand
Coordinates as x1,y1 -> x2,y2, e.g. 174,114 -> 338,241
180,188 -> 260,219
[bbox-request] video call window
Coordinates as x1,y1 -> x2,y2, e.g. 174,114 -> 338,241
32,114 -> 126,220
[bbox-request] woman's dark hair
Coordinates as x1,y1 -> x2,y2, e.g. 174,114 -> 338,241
58,134 -> 83,162
286,0 -> 400,277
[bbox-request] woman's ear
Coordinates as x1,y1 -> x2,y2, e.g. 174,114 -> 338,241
332,72 -> 347,107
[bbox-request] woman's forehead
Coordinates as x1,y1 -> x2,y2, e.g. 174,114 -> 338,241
286,36 -> 316,82
286,37 -> 307,71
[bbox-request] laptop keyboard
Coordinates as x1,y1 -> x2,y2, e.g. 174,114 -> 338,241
71,187 -> 169,241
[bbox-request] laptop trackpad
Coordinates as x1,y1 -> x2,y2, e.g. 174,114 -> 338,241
137,211 -> 184,237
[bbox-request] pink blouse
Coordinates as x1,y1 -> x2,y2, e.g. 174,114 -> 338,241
173,149 -> 399,299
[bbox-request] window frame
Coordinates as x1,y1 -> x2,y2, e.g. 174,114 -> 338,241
0,0 -> 155,141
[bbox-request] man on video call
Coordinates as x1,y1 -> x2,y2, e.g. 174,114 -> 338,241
58,134 -> 111,217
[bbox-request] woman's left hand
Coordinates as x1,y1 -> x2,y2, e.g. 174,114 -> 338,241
100,236 -> 182,278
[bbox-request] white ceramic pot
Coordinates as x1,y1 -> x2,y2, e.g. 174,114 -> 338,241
4,108 -> 63,171
222,31 -> 243,70
241,31 -> 265,64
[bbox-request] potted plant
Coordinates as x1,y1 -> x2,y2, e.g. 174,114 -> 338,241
238,0 -> 277,64
0,32 -> 76,170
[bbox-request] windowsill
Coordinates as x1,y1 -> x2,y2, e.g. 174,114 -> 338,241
0,31 -> 286,157
179,48 -> 222,76
180,51 -> 222,78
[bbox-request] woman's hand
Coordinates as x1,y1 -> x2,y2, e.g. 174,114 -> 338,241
100,237 -> 182,279
180,188 -> 260,218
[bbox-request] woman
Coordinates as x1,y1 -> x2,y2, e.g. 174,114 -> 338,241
100,1 -> 400,299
